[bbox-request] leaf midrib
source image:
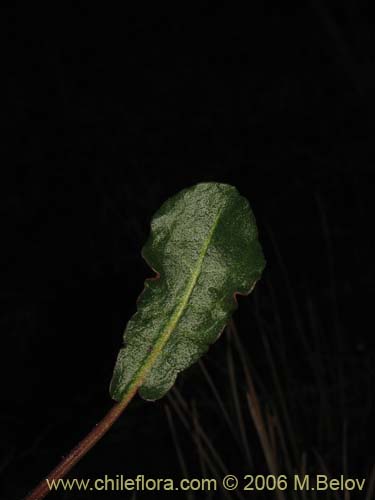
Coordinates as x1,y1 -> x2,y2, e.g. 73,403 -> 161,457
124,202 -> 225,397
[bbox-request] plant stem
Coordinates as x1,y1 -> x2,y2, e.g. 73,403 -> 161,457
24,384 -> 139,500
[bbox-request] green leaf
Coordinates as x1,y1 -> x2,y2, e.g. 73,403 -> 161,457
110,182 -> 266,402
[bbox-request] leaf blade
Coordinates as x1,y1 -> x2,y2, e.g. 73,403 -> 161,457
110,182 -> 266,402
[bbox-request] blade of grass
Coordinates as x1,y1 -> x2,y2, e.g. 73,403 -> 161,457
260,337 -> 298,463
226,338 -> 254,468
314,191 -> 346,418
306,295 -> 333,446
272,413 -> 297,492
246,392 -> 284,500
165,404 -> 195,500
252,296 -> 299,465
264,222 -> 339,455
246,381 -> 286,500
191,401 -> 214,500
191,401 -> 241,500
228,320 -> 272,411
312,449 -> 340,500
263,275 -> 295,404
265,407 -> 277,469
198,359 -> 242,450
168,389 -> 245,500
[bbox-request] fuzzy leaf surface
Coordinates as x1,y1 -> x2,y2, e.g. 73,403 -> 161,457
110,182 -> 266,401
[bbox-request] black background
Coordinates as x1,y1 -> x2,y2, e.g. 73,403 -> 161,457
1,4 -> 374,499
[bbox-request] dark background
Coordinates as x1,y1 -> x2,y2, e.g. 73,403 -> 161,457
1,4 -> 374,499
